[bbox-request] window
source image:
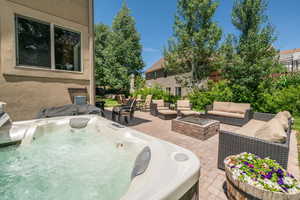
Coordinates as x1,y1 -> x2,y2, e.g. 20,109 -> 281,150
166,87 -> 171,94
175,87 -> 182,97
55,26 -> 81,71
15,15 -> 82,72
153,71 -> 157,79
16,16 -> 51,68
164,71 -> 168,78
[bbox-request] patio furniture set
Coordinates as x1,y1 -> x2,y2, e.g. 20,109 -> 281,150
150,100 -> 293,171
111,97 -> 293,171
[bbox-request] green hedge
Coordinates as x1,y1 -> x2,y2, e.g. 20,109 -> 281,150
188,81 -> 234,111
133,86 -> 180,103
187,75 -> 300,116
256,85 -> 300,115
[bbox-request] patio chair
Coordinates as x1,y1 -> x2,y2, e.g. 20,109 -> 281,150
218,112 -> 293,170
136,94 -> 143,110
150,100 -> 177,120
116,94 -> 127,104
136,94 -> 142,101
176,100 -> 199,117
140,95 -> 152,112
112,98 -> 137,124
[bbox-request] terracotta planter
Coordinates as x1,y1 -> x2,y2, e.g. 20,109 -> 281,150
224,156 -> 300,200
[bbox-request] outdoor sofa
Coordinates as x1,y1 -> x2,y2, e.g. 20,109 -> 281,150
176,100 -> 199,117
218,111 -> 293,170
205,101 -> 253,126
150,100 -> 177,120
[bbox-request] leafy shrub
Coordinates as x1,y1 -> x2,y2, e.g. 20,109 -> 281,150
256,85 -> 300,115
272,73 -> 300,89
188,81 -> 234,111
188,78 -> 300,116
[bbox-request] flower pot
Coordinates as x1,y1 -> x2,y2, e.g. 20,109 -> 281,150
224,154 -> 300,200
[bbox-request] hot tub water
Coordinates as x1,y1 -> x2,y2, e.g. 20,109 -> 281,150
0,127 -> 138,200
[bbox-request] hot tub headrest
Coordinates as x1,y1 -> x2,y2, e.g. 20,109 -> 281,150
69,118 -> 90,129
131,146 -> 151,179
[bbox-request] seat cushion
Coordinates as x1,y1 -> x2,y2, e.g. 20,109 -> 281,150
180,110 -> 199,116
213,102 -> 231,112
177,100 -> 190,108
228,103 -> 250,114
207,110 -> 244,119
178,107 -> 191,111
235,120 -> 267,137
157,107 -> 170,111
254,118 -> 287,143
152,100 -> 164,107
158,110 -> 177,115
281,111 -> 292,119
274,111 -> 290,130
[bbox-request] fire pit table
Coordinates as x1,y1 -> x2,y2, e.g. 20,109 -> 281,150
172,115 -> 220,140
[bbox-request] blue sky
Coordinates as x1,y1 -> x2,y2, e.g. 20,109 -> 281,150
94,0 -> 300,71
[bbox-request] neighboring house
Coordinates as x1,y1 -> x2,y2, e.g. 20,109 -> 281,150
280,48 -> 300,72
145,58 -> 191,97
0,0 -> 95,120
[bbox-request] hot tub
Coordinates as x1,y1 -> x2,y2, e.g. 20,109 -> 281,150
0,115 -> 200,200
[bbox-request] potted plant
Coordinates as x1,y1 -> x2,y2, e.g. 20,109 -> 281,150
224,152 -> 300,200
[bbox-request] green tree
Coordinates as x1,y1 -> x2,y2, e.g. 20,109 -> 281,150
94,23 -> 129,90
220,0 -> 282,101
112,2 -> 144,75
94,23 -> 110,87
94,2 -> 144,91
164,0 -> 222,87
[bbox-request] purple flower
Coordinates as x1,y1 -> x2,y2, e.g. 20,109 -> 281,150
249,164 -> 254,168
278,178 -> 284,185
266,172 -> 273,179
281,186 -> 288,192
250,169 -> 255,173
244,161 -> 249,165
277,169 -> 284,178
261,175 -> 266,179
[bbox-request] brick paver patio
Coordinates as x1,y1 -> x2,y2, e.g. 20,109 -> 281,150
105,109 -> 300,200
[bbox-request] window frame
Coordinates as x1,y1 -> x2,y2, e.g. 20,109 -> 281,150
166,87 -> 171,94
15,14 -> 52,69
175,87 -> 182,97
15,14 -> 83,73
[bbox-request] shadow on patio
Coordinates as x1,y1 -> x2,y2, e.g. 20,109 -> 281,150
103,108 -> 152,127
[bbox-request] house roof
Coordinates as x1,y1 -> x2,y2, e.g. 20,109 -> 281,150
145,58 -> 164,73
146,49 -> 300,73
280,48 -> 300,55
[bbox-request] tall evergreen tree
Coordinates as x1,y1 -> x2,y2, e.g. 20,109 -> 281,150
164,0 -> 222,87
94,23 -> 128,90
95,23 -> 111,87
220,0 -> 282,101
94,2 -> 144,91
112,2 -> 144,75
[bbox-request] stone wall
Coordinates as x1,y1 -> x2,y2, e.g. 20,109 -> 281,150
146,74 -> 190,97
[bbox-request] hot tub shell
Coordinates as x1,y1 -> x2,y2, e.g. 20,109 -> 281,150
5,115 -> 201,200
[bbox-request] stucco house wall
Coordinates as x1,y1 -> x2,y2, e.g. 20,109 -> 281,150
0,0 -> 94,120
